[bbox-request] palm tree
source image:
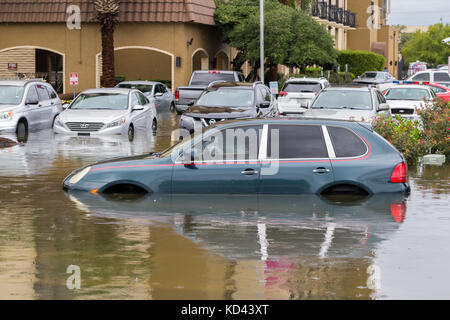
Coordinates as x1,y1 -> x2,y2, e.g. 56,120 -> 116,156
95,0 -> 120,88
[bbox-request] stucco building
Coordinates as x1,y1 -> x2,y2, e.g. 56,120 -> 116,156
0,0 -> 233,94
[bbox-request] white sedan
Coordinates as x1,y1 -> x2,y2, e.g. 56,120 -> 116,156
53,88 -> 157,140
383,85 -> 435,121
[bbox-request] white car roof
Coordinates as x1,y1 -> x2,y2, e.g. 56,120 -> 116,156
82,88 -> 133,94
286,77 -> 327,83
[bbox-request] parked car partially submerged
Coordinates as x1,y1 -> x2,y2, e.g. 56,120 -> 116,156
0,80 -> 62,140
383,84 -> 435,121
277,77 -> 330,115
54,88 -> 157,140
116,81 -> 175,113
63,118 -> 410,196
302,86 -> 391,122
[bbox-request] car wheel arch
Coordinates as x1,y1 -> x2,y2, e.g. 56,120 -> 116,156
99,180 -> 152,195
318,181 -> 372,196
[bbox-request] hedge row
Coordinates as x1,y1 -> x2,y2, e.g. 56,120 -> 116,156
337,50 -> 386,77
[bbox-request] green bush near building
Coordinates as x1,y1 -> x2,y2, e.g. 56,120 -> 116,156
337,50 -> 386,77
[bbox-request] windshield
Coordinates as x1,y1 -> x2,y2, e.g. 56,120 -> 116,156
283,82 -> 321,93
311,90 -> 373,110
360,72 -> 384,79
0,85 -> 25,105
385,88 -> 430,100
69,93 -> 129,110
117,84 -> 152,94
196,89 -> 254,108
190,72 -> 236,86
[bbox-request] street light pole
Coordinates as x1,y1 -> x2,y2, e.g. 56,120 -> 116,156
260,0 -> 264,83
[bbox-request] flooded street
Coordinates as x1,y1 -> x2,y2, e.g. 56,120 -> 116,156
0,112 -> 448,300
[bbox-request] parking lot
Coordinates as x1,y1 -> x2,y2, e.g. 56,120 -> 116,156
0,112 -> 448,299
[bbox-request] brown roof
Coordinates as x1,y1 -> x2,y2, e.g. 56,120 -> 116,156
0,0 -> 216,25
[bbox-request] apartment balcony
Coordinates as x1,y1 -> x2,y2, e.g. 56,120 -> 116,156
311,1 -> 356,28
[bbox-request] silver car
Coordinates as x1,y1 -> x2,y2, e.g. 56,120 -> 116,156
0,80 -> 62,140
303,86 -> 391,122
54,88 -> 157,140
115,81 -> 175,113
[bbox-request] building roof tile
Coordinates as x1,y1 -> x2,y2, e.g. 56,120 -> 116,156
0,0 -> 216,25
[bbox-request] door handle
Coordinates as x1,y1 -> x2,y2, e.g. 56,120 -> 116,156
241,169 -> 259,175
313,167 -> 330,174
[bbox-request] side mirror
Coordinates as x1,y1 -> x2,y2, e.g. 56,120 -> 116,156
26,99 -> 39,105
155,92 -> 163,97
259,102 -> 270,108
187,101 -> 195,107
62,104 -> 70,110
132,105 -> 145,111
378,103 -> 390,111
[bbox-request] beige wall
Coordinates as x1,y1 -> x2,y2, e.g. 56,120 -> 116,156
0,22 -> 227,94
0,47 -> 35,79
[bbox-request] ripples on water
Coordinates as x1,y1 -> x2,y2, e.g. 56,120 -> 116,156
0,113 -> 448,299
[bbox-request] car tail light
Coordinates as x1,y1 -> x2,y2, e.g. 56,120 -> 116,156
209,70 -> 220,74
175,90 -> 179,102
390,203 -> 406,223
279,91 -> 287,96
391,162 -> 407,183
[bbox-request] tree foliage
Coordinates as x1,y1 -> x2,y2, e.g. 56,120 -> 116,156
214,0 -> 337,80
401,23 -> 450,67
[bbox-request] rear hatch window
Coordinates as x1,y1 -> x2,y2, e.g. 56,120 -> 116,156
190,72 -> 236,86
282,82 -> 321,93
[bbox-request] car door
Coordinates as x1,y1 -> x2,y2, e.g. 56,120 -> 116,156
258,124 -> 334,194
159,84 -> 172,111
137,91 -> 154,126
433,72 -> 450,83
171,124 -> 263,194
130,91 -> 146,129
24,85 -> 40,129
45,85 -> 62,122
153,84 -> 165,111
35,84 -> 53,128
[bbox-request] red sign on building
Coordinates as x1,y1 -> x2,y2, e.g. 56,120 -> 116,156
8,63 -> 18,71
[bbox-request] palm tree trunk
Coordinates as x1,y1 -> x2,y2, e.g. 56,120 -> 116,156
101,21 -> 115,88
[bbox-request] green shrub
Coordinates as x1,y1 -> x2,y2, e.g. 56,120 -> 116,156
372,115 -> 430,166
329,71 -> 354,83
417,98 -> 450,157
337,50 -> 386,77
372,99 -> 449,165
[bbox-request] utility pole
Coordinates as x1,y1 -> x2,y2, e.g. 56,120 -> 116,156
260,0 -> 264,83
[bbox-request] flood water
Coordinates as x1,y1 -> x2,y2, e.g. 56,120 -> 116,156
0,112 -> 448,300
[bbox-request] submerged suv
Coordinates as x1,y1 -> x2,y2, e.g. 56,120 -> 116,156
63,118 -> 410,196
0,80 -> 62,139
179,82 -> 277,134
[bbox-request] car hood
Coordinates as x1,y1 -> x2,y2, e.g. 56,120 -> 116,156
59,109 -> 129,123
184,105 -> 255,119
0,104 -> 19,111
303,108 -> 376,121
386,100 -> 426,109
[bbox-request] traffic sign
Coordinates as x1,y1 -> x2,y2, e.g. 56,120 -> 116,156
70,72 -> 79,86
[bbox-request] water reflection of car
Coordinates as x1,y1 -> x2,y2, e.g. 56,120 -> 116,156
67,192 -> 407,260
277,78 -> 330,115
0,80 -> 62,139
302,87 -> 391,122
179,82 -> 277,134
63,118 -> 409,195
353,71 -> 396,92
383,85 -> 435,120
53,88 -> 157,140
115,81 -> 175,113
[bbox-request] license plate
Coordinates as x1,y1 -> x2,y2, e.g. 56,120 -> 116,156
78,133 -> 90,136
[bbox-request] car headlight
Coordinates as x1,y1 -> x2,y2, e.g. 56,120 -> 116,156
107,117 -> 126,128
68,166 -> 91,185
55,116 -> 65,127
0,111 -> 12,120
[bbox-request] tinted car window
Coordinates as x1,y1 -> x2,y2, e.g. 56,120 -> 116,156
283,82 -> 322,93
194,125 -> 262,161
196,88 -> 254,108
268,125 -> 328,159
190,72 -> 236,86
46,86 -> 58,99
311,90 -> 373,110
36,84 -> 50,101
412,72 -> 430,81
434,72 -> 450,82
137,92 -> 149,105
328,126 -> 367,158
430,86 -> 446,94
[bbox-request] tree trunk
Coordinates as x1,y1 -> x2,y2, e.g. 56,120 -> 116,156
101,21 -> 115,88
268,64 -> 278,82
